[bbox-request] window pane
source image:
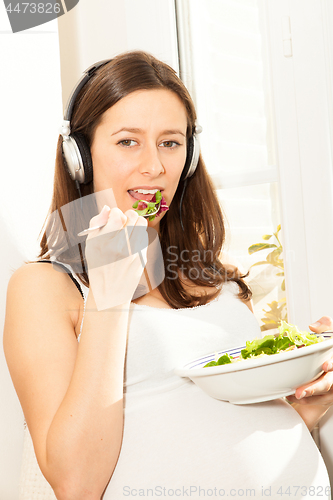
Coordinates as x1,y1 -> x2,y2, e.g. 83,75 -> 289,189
217,183 -> 286,330
187,0 -> 276,175
182,0 -> 285,330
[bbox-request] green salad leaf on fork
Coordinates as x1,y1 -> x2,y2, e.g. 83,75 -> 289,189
132,190 -> 164,221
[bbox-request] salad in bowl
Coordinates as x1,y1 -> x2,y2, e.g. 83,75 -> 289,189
204,321 -> 326,367
175,321 -> 333,404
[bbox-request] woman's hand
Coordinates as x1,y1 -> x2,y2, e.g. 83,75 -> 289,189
286,316 -> 333,406
85,205 -> 148,310
285,316 -> 333,431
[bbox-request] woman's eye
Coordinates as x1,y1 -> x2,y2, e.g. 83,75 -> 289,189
118,139 -> 137,147
160,141 -> 180,148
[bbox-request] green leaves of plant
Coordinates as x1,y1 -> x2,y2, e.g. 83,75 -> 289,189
266,248 -> 283,270
248,224 -> 287,332
248,225 -> 284,272
248,243 -> 277,254
260,299 -> 287,332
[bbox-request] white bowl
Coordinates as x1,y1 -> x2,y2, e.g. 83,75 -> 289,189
174,334 -> 333,404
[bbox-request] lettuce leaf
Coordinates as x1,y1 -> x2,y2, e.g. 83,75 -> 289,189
203,353 -> 233,367
278,320 -> 323,346
132,190 -> 164,220
202,321 -> 324,368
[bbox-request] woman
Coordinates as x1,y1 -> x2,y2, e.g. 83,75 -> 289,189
3,51 -> 333,500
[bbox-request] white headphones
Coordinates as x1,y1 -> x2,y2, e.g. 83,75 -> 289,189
60,59 -> 202,185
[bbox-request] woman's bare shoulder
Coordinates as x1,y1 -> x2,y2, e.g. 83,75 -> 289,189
6,262 -> 84,335
9,261 -> 82,289
10,260 -> 70,280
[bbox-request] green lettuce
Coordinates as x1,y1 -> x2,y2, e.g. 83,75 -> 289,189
203,321 -> 324,367
203,353 -> 233,367
278,320 -> 322,346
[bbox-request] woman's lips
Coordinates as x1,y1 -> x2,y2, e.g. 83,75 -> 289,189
128,190 -> 156,202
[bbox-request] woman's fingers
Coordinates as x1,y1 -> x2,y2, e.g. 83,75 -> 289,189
86,209 -> 149,310
101,207 -> 128,233
287,392 -> 333,406
309,316 -> 333,333
122,211 -> 148,266
123,209 -> 139,233
123,209 -> 148,230
288,371 -> 333,404
307,316 -> 333,373
86,206 -> 149,271
87,207 -> 127,240
88,205 -> 111,229
89,206 -> 147,234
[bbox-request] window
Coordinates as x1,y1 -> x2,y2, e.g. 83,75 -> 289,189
176,0 -> 285,329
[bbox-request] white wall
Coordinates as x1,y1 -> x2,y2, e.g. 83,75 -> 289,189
57,0 -> 179,109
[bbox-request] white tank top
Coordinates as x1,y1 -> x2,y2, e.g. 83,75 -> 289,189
101,281 -> 330,499
19,273 -> 330,500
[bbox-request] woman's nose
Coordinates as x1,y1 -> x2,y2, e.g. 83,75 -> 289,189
139,144 -> 165,176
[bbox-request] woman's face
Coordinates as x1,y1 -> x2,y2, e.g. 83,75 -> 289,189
90,89 -> 188,231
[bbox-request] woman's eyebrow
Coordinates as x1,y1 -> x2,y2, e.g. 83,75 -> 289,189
112,127 -> 141,135
163,129 -> 186,137
111,127 -> 186,137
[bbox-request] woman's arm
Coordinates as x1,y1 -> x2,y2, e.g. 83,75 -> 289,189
288,402 -> 332,432
4,206 -> 146,500
4,263 -> 130,500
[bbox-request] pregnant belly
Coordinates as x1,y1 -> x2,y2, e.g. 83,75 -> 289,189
104,383 -> 329,499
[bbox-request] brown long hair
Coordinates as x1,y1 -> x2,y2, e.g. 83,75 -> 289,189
38,50 -> 251,308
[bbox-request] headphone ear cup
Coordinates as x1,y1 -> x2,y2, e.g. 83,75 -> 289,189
181,134 -> 200,182
72,133 -> 93,184
61,132 -> 93,185
181,136 -> 194,182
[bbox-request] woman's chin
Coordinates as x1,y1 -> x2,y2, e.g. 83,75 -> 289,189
147,217 -> 161,231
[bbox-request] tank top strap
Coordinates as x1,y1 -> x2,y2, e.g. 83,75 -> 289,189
36,260 -> 85,300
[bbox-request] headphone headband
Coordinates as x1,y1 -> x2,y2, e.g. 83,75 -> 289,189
61,59 -> 112,138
